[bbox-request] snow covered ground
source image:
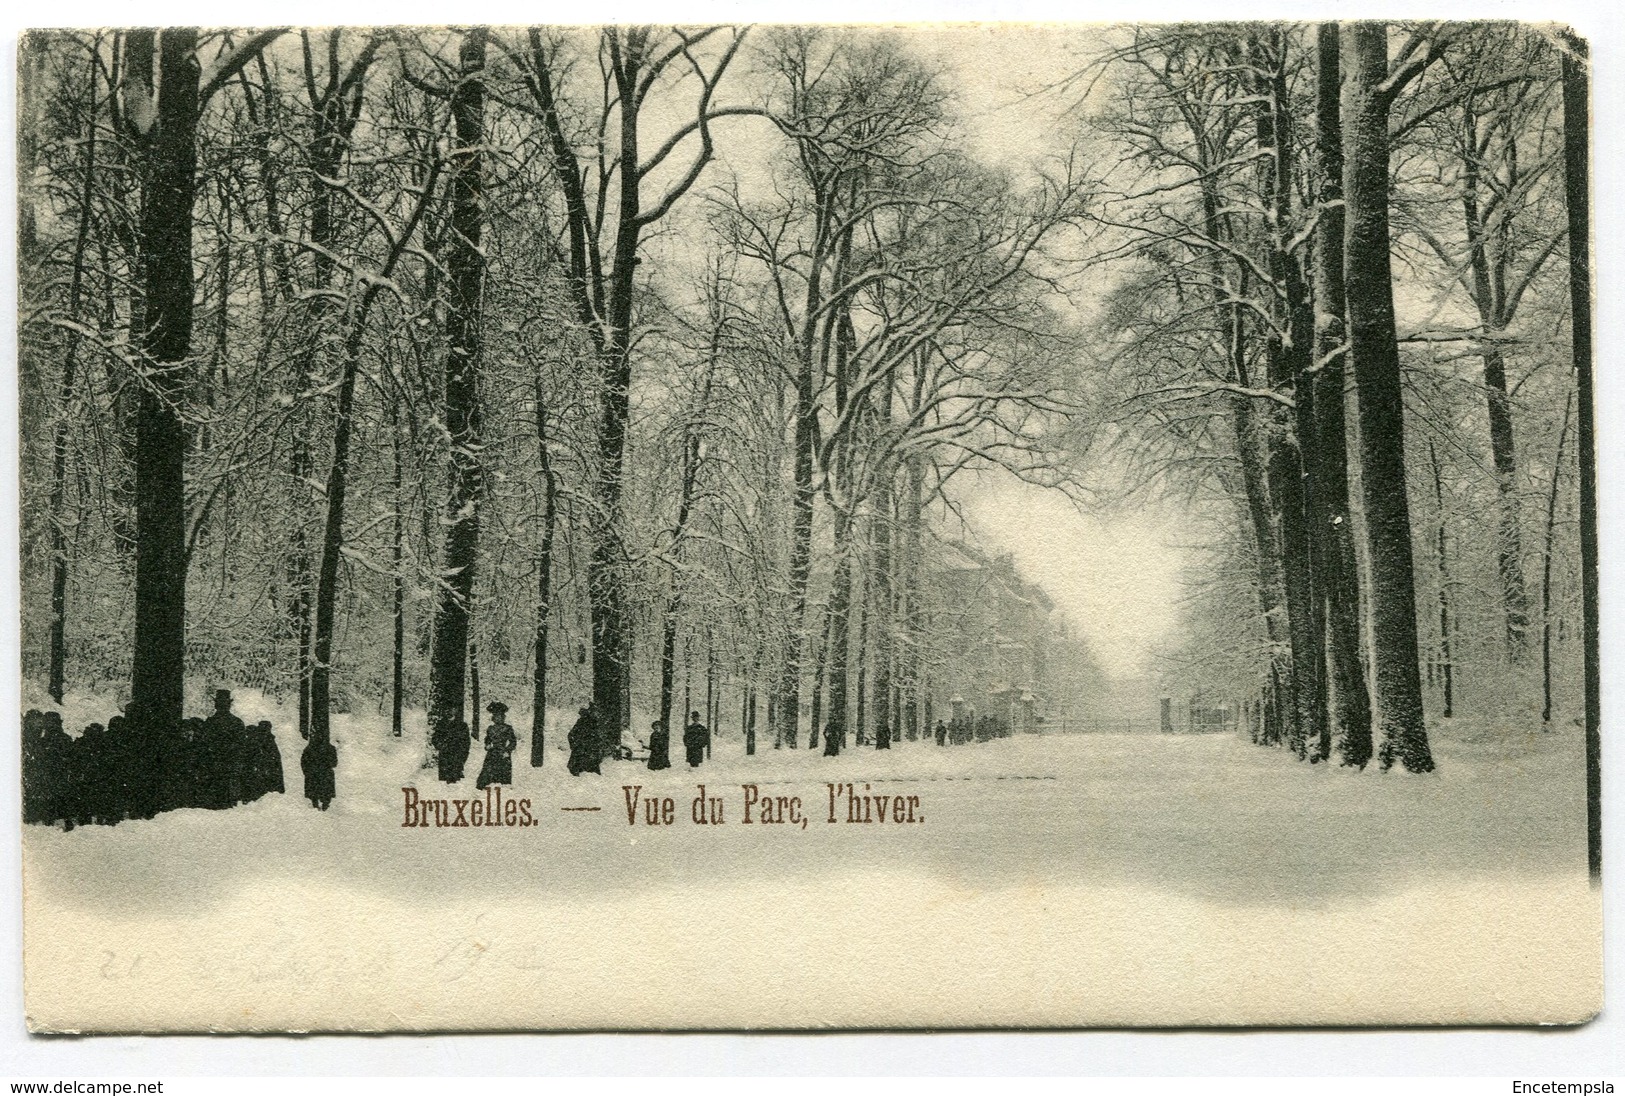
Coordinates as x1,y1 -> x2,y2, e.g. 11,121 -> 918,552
21,687 -> 1601,1030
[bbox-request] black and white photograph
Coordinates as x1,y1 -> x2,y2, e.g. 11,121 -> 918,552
11,18 -> 1605,1032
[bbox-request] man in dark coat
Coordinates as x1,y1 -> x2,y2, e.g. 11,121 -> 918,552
432,717 -> 471,783
567,705 -> 600,776
646,720 -> 671,771
477,702 -> 517,789
300,735 -> 338,810
682,711 -> 710,768
201,688 -> 248,807
934,719 -> 948,746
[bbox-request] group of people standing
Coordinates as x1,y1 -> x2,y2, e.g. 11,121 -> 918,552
565,705 -> 711,775
22,689 -> 285,828
424,701 -> 714,784
431,701 -> 520,789
934,714 -> 1010,746
644,712 -> 712,771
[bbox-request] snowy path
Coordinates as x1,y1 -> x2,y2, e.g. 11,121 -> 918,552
22,700 -> 1600,1030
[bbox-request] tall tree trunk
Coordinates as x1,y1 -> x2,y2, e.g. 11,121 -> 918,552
1459,110 -> 1531,663
777,340 -> 818,749
126,27 -> 198,733
392,401 -> 404,738
1343,22 -> 1434,773
659,430 -> 702,732
872,484 -> 895,751
808,603 -> 830,750
469,641 -> 482,741
1560,34 -> 1599,879
704,630 -> 716,737
1427,442 -> 1455,719
1311,22 -> 1373,768
1255,34 -> 1325,760
1541,396 -> 1573,726
586,36 -> 650,755
49,49 -> 100,704
1479,342 -> 1529,662
297,31 -> 348,743
745,682 -> 758,755
823,509 -> 854,756
531,390 -> 557,766
307,37 -> 395,772
307,270 -> 401,762
854,564 -> 870,748
243,59 -> 310,730
291,445 -> 313,739
427,28 -> 488,772
1230,306 -> 1289,747
901,453 -> 924,741
1204,167 -> 1287,747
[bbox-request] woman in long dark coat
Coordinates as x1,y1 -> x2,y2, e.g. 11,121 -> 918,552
477,702 -> 517,789
647,720 -> 671,771
567,706 -> 600,776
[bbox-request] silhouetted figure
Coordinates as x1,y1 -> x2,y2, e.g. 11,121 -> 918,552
477,702 -> 516,790
934,719 -> 947,746
301,736 -> 338,810
22,711 -> 72,825
431,717 -> 471,783
248,719 -> 285,797
647,720 -> 671,771
683,711 -> 710,768
567,706 -> 601,776
200,689 -> 248,808
823,718 -> 845,757
22,696 -> 288,828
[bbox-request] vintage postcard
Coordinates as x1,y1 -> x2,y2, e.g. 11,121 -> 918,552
14,21 -> 1603,1031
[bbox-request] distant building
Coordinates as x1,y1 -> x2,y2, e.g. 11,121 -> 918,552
925,544 -> 1057,732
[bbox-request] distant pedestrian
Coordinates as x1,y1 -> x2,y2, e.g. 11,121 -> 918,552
934,719 -> 947,746
567,705 -> 601,776
477,702 -> 517,789
683,711 -> 710,768
647,720 -> 672,771
300,736 -> 338,810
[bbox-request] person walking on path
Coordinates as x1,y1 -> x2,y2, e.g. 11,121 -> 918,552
477,701 -> 517,789
568,705 -> 601,776
683,711 -> 710,768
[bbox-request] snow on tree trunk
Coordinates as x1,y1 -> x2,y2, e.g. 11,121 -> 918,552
1342,21 -> 1434,774
1253,32 -> 1325,761
1311,22 -> 1374,768
428,28 -> 488,772
126,27 -> 198,733
1559,32 -> 1600,878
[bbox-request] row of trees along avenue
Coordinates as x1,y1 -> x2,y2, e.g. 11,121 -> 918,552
16,24 -> 1598,872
